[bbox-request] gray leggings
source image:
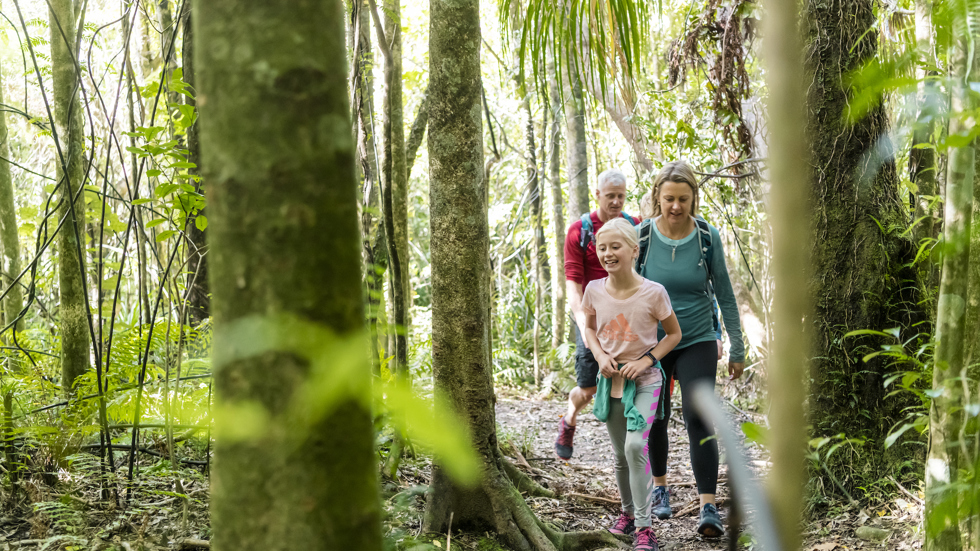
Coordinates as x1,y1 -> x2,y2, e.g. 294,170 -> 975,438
604,383 -> 663,528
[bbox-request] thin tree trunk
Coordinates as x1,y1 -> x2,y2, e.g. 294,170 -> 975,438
563,60 -> 589,219
378,0 -> 410,380
762,0 -> 808,545
405,92 -> 428,180
911,0 -> 939,295
195,0 -> 383,548
182,9 -> 208,326
50,0 -> 92,392
967,156 -> 980,371
521,93 -> 544,386
0,62 -> 25,479
354,0 -> 384,374
924,29 -> 976,551
158,0 -> 178,108
423,4 -> 621,550
547,67 -> 565,351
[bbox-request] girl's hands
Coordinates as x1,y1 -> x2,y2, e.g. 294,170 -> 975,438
620,358 -> 651,381
597,353 -> 618,379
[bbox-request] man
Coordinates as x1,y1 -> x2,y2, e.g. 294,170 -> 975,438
555,168 -> 639,460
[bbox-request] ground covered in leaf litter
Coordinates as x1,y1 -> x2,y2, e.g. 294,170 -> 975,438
0,395 -> 925,551
382,394 -> 926,551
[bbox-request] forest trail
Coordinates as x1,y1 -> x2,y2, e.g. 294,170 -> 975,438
487,396 -> 923,551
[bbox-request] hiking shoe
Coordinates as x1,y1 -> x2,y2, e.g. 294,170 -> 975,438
651,486 -> 672,519
555,417 -> 576,460
608,512 -> 636,536
633,527 -> 659,551
697,503 -> 724,537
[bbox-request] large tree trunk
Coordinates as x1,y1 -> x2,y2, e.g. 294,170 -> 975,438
423,2 -> 619,549
50,0 -> 92,392
761,0 -> 808,546
379,0 -> 410,379
181,9 -> 208,326
563,60 -> 590,219
803,0 -> 925,489
196,1 -> 382,549
547,68 -> 565,351
923,29 -> 977,551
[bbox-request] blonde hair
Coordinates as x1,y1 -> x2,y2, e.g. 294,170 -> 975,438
639,190 -> 655,219
649,161 -> 700,217
595,217 -> 639,250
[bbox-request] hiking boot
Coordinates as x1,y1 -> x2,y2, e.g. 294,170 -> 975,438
554,417 -> 576,460
608,512 -> 636,536
651,486 -> 672,519
633,527 -> 660,551
697,503 -> 724,537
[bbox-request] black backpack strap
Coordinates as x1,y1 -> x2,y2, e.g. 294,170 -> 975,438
635,219 -> 652,272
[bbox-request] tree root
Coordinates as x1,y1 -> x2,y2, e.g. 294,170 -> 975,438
503,457 -> 556,498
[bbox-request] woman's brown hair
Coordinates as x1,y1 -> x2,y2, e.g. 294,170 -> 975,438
647,161 -> 700,217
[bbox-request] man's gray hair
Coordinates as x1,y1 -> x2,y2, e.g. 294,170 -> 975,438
597,168 -> 628,189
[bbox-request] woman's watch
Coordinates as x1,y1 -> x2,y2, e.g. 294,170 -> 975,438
644,350 -> 658,366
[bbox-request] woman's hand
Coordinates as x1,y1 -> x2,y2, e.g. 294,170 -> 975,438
728,361 -> 744,380
716,339 -> 723,361
620,358 -> 650,381
597,353 -> 618,379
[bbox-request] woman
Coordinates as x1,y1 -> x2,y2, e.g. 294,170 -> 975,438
636,161 -> 745,537
582,217 -> 681,551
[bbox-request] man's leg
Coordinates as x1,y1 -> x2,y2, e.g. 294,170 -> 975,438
555,325 -> 599,459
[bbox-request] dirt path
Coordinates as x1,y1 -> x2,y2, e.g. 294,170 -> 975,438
493,396 -> 923,551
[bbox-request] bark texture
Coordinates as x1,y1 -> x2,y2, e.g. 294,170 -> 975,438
923,31 -> 976,551
195,0 -> 382,548
803,0 -> 924,488
50,0 -> 92,391
563,61 -> 590,219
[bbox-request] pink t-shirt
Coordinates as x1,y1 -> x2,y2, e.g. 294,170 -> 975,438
582,277 -> 673,391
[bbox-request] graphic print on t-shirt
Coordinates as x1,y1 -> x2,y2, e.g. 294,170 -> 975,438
599,313 -> 640,343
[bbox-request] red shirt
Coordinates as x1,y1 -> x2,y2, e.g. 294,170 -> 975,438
564,211 -> 641,288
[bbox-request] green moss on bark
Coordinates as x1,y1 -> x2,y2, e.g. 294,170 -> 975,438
49,0 -> 91,391
196,0 -> 382,549
803,0 -> 927,493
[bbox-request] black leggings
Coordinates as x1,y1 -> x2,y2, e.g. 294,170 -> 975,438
648,340 -> 719,495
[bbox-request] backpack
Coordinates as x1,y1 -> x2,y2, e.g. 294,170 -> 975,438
579,211 -> 637,251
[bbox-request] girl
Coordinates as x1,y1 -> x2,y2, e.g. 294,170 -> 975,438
582,217 -> 682,551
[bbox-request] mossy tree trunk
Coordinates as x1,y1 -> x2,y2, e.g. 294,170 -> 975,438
563,60 -> 589,219
181,9 -> 208,326
762,0 -> 808,545
911,0 -> 940,299
803,0 -> 926,490
195,0 -> 382,548
50,0 -> 92,392
423,2 -> 620,549
923,28 -> 977,551
381,0 -> 410,379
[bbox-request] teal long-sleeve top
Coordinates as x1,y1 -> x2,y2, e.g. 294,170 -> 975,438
637,218 -> 745,362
